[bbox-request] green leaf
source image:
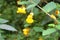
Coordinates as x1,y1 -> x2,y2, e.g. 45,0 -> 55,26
42,28 -> 56,36
33,7 -> 40,15
0,18 -> 8,23
43,2 -> 56,12
55,25 -> 60,30
48,24 -> 55,27
27,0 -> 40,11
29,0 -> 40,4
41,15 -> 52,26
0,24 -> 17,31
26,4 -> 37,10
33,27 -> 43,32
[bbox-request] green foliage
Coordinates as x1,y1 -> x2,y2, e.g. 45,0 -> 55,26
0,18 -> 8,23
0,33 -> 4,40
42,28 -> 56,36
33,27 -> 43,32
55,25 -> 60,30
0,24 -> 17,31
0,0 -> 60,40
26,4 -> 37,10
43,2 -> 56,12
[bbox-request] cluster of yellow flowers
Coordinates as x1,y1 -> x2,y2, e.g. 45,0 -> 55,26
26,12 -> 34,24
23,28 -> 30,36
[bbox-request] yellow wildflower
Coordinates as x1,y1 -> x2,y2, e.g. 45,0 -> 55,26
55,10 -> 59,15
27,12 -> 34,18
26,12 -> 34,24
17,6 -> 26,14
26,18 -> 34,24
23,28 -> 30,36
27,14 -> 33,19
50,14 -> 56,20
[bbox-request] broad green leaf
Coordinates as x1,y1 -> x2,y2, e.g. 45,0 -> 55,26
0,18 -> 8,23
26,4 -> 37,10
0,24 -> 17,31
29,0 -> 40,4
33,7 -> 40,15
33,27 -> 43,32
27,0 -> 40,11
43,2 -> 56,12
55,25 -> 60,30
41,15 -> 52,26
42,28 -> 56,36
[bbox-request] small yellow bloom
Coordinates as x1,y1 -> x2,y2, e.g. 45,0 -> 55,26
26,18 -> 34,24
27,12 -> 34,18
50,14 -> 56,20
17,7 -> 26,14
23,28 -> 30,36
55,10 -> 59,15
23,32 -> 28,36
27,14 -> 33,19
26,12 -> 34,24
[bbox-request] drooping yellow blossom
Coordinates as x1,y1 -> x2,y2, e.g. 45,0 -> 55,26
23,28 -> 30,36
26,18 -> 34,24
17,6 -> 26,14
50,14 -> 56,20
27,12 -> 34,18
55,10 -> 59,15
26,12 -> 34,24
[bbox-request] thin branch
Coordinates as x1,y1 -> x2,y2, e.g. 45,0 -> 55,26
37,5 -> 51,16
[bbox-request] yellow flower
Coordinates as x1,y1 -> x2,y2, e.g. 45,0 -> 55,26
26,12 -> 34,24
23,28 -> 30,36
55,10 -> 59,15
17,6 -> 26,14
27,14 -> 33,19
26,18 -> 34,24
27,12 -> 34,18
50,14 -> 56,20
